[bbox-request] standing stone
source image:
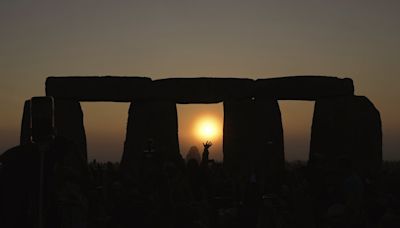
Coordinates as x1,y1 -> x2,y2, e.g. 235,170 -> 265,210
309,95 -> 382,179
121,101 -> 182,175
223,99 -> 256,180
20,100 -> 31,145
223,98 -> 284,194
254,99 -> 285,193
53,99 -> 87,162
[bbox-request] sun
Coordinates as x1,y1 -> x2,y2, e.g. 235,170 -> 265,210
200,122 -> 216,138
195,116 -> 220,141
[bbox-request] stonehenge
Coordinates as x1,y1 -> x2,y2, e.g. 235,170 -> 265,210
121,100 -> 183,174
309,95 -> 382,179
20,75 -> 382,191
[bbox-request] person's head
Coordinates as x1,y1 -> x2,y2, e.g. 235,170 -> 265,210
186,146 -> 201,164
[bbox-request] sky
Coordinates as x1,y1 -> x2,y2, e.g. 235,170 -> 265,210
0,0 -> 399,161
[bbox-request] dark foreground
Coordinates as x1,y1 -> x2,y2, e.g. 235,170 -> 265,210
83,160 -> 400,228
1,142 -> 399,228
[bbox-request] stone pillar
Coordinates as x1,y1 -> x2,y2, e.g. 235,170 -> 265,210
121,101 -> 182,175
223,99 -> 256,181
309,95 -> 382,179
20,100 -> 31,145
54,99 -> 87,162
254,99 -> 285,193
223,98 -> 285,194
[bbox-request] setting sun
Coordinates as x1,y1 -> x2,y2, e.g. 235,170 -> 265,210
195,116 -> 221,141
177,104 -> 224,161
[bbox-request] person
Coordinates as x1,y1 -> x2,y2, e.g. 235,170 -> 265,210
186,146 -> 201,165
201,141 -> 212,168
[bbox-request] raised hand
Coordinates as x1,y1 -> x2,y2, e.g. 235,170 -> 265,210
203,141 -> 213,150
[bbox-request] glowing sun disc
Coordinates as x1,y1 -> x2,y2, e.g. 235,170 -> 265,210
195,117 -> 219,140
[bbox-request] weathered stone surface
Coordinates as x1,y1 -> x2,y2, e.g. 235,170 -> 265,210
153,78 -> 254,103
46,76 -> 152,101
256,76 -> 354,100
53,99 -> 87,162
121,101 -> 182,174
20,100 -> 31,145
309,96 -> 382,179
223,98 -> 284,193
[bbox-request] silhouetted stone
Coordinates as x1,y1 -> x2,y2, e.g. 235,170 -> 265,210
309,95 -> 382,179
153,78 -> 254,103
46,76 -> 152,101
0,143 -> 41,227
223,99 -> 255,179
53,99 -> 87,162
20,100 -> 31,145
255,76 -> 354,100
253,99 -> 285,193
12,75 -> 387,227
0,137 -> 88,227
223,99 -> 284,193
121,101 -> 183,175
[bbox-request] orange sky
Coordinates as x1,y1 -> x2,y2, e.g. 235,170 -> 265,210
79,101 -> 315,162
1,0 -> 399,161
177,104 -> 224,162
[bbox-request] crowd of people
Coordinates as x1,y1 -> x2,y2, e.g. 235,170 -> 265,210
1,137 -> 400,228
84,160 -> 400,228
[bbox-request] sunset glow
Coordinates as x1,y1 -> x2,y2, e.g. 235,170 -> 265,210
177,104 -> 224,161
0,1 -> 399,162
195,116 -> 221,141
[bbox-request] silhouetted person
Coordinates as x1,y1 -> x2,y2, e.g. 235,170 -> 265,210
201,141 -> 212,168
186,146 -> 201,164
